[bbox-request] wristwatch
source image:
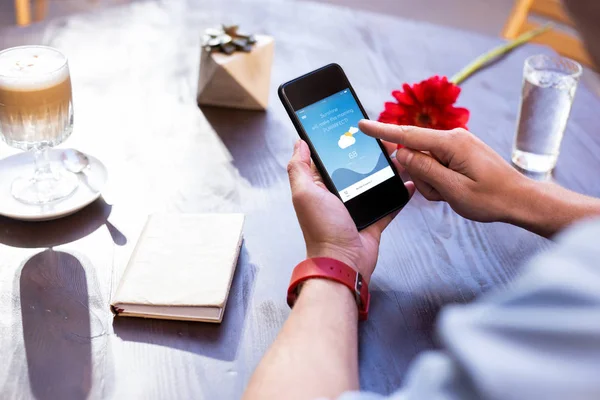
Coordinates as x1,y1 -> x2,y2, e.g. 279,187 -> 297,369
287,257 -> 370,320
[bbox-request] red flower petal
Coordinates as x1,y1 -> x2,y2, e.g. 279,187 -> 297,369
435,78 -> 461,105
392,87 -> 415,106
378,76 -> 470,131
443,107 -> 470,129
377,113 -> 397,124
405,82 -> 424,106
383,102 -> 406,116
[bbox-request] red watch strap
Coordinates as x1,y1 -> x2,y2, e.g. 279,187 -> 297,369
287,257 -> 370,321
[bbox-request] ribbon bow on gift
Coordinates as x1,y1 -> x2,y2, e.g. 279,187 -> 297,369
203,24 -> 257,55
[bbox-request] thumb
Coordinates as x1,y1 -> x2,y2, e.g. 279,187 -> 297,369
395,147 -> 452,193
287,140 -> 316,196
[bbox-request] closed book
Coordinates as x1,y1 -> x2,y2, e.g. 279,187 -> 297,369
111,213 -> 244,323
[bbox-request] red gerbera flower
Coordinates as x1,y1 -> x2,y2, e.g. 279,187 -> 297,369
378,75 -> 469,131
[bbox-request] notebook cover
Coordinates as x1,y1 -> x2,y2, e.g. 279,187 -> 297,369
111,213 -> 245,323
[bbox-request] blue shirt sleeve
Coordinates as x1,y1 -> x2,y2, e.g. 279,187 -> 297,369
337,218 -> 600,400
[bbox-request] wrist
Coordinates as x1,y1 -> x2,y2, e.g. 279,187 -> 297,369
503,176 -> 539,225
288,257 -> 371,320
298,278 -> 358,318
306,244 -> 371,283
506,178 -> 569,237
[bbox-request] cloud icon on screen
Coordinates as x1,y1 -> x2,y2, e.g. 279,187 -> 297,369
338,134 -> 356,149
338,126 -> 359,149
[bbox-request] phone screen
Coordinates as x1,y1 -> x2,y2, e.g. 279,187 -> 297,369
295,89 -> 394,202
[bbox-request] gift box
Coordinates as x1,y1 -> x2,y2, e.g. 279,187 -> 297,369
197,34 -> 274,110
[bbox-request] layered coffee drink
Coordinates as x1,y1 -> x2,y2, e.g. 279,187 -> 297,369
0,46 -> 78,205
0,46 -> 73,150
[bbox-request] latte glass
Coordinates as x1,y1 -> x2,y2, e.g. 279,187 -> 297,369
0,45 -> 78,204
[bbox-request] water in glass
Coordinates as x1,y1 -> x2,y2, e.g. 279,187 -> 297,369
512,55 -> 581,173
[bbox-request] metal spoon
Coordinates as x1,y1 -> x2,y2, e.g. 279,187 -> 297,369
61,148 -> 91,174
60,149 -> 127,246
61,148 -> 99,193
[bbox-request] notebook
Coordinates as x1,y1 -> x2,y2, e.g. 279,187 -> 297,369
111,213 -> 245,323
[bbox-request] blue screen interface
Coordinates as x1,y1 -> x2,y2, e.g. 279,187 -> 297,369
295,89 -> 394,202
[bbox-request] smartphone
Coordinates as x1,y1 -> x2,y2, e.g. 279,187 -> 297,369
278,63 -> 410,230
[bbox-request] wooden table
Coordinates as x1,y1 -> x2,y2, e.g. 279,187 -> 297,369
1,1 -> 600,398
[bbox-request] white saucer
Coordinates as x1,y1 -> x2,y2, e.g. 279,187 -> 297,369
0,149 -> 108,221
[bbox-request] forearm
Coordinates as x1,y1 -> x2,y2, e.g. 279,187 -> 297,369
509,179 -> 600,238
243,279 -> 359,400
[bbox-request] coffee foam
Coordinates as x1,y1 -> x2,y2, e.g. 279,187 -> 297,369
0,46 -> 69,91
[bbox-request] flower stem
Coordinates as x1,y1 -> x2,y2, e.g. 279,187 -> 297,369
450,23 -> 554,85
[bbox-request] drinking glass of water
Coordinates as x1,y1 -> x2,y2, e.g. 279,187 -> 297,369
512,54 -> 582,173
0,45 -> 77,204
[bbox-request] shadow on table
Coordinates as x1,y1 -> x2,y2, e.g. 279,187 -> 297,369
113,246 -> 257,362
17,249 -> 94,400
0,197 -> 126,248
201,105 -> 288,188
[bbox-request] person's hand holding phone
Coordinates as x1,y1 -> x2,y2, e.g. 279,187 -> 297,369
288,139 -> 415,282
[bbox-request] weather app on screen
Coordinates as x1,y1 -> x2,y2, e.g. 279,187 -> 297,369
296,89 -> 394,202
